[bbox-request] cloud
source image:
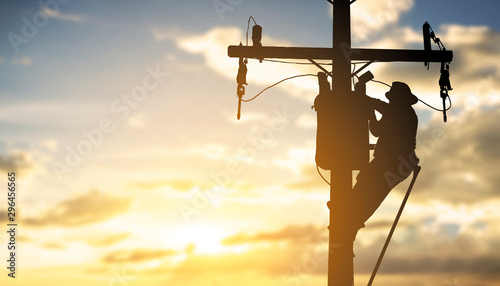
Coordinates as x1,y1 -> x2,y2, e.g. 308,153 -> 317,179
184,23 -> 500,116
354,216 -> 500,275
85,232 -> 130,247
0,211 -> 7,224
284,164 -> 329,191
42,8 -> 86,22
126,179 -> 196,191
152,27 -> 184,42
174,23 -> 500,113
175,27 -> 319,100
126,113 -> 149,128
40,139 -> 58,153
411,103 -> 500,204
23,190 -> 132,227
165,244 -> 310,280
349,0 -> 414,44
221,224 -> 327,246
101,248 -> 177,263
12,57 -> 32,66
0,152 -> 33,172
368,24 -> 500,109
112,219 -> 500,284
364,219 -> 409,230
42,241 -> 66,250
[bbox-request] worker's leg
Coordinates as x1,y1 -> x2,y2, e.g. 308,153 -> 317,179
329,154 -> 417,241
351,157 -> 405,230
328,160 -> 389,242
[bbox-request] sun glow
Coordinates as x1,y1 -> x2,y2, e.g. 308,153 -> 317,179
175,224 -> 229,254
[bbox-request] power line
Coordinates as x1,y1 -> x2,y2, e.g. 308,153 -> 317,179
370,79 -> 452,112
245,16 -> 257,47
371,79 -> 391,88
241,74 -> 317,102
262,59 -> 333,65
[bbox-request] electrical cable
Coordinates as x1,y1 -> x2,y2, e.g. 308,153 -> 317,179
370,79 -> 452,112
263,59 -> 333,65
317,164 -> 331,186
371,79 -> 391,88
241,74 -> 317,102
245,16 -> 257,47
352,61 -> 374,65
419,95 -> 452,112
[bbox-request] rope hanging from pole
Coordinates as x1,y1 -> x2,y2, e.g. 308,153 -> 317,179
367,165 -> 422,286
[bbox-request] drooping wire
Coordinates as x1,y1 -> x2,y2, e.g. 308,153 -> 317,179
419,95 -> 452,112
370,79 -> 452,112
352,61 -> 374,65
371,79 -> 391,88
241,74 -> 318,102
317,164 -> 331,185
262,59 -> 333,66
245,16 -> 257,47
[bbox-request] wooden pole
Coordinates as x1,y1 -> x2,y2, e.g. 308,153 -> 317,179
328,1 -> 354,285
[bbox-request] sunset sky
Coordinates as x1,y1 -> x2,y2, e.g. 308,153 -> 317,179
0,1 -> 500,285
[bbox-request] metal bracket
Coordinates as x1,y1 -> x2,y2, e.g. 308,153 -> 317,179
309,59 -> 333,78
351,61 -> 374,78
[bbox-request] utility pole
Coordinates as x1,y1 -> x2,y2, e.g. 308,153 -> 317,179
329,1 -> 354,285
227,1 -> 452,285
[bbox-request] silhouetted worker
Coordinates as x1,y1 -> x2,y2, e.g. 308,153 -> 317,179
351,82 -> 419,235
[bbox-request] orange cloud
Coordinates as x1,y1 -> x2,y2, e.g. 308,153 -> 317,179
285,164 -> 328,191
222,224 -> 327,245
0,152 -> 33,172
126,180 -> 195,191
42,241 -> 66,250
101,248 -> 177,263
23,190 -> 131,227
85,232 -> 131,247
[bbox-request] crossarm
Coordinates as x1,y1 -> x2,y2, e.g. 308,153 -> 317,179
228,46 -> 453,63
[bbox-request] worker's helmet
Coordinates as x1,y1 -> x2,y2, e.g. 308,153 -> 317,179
385,82 -> 418,105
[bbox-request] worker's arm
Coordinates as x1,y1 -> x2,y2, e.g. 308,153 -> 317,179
365,96 -> 389,114
364,96 -> 389,137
